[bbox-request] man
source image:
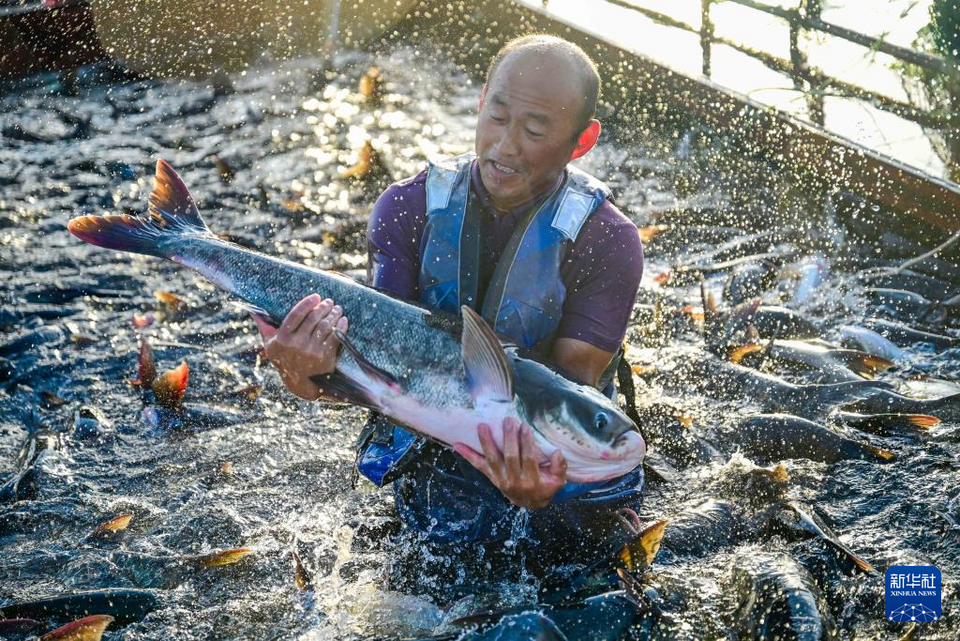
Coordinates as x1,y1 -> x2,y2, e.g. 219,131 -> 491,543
253,35 -> 645,586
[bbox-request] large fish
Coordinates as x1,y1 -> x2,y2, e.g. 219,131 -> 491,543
68,160 -> 645,482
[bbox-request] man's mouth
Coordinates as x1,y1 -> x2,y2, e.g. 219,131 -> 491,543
490,160 -> 519,175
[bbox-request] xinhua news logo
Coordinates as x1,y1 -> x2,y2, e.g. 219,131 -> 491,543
885,566 -> 941,623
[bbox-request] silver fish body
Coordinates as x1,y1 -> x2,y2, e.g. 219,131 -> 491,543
68,160 -> 645,482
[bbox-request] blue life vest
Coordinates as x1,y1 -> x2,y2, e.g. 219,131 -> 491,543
355,154 -> 644,553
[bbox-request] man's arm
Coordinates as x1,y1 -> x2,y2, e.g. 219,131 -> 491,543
552,337 -> 617,388
253,176 -> 427,401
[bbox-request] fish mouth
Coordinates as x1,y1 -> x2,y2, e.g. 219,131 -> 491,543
535,422 -> 646,482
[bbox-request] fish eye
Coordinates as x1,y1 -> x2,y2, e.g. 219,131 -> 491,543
594,412 -> 610,431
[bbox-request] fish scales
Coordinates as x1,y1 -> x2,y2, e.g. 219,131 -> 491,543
173,236 -> 472,411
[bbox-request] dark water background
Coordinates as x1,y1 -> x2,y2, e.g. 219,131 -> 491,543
1,45 -> 959,639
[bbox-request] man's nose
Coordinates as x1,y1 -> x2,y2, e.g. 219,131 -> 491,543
495,124 -> 522,157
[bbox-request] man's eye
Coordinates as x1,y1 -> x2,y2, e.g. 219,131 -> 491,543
490,115 -> 506,123
526,129 -> 544,138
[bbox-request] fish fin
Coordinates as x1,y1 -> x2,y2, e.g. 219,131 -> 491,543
148,159 -> 208,233
292,548 -> 313,591
39,614 -> 114,641
828,350 -> 894,376
866,445 -> 896,461
620,519 -> 669,572
308,372 -> 379,408
151,361 -> 189,409
232,301 -> 281,326
729,344 -> 763,364
847,551 -> 877,574
68,160 -> 210,257
331,328 -> 402,394
907,414 -> 940,428
460,306 -> 513,403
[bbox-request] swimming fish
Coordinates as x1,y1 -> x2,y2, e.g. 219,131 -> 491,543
68,160 -> 645,482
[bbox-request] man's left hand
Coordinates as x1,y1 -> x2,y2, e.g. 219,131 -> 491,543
454,417 -> 567,510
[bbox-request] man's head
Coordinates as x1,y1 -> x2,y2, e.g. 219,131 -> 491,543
476,35 -> 602,211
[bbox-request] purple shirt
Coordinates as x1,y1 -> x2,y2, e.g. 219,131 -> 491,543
366,161 -> 643,352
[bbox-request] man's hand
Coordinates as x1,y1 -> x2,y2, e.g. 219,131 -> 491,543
454,417 -> 567,510
252,293 -> 348,401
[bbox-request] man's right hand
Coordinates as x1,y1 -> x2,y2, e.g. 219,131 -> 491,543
252,293 -> 348,401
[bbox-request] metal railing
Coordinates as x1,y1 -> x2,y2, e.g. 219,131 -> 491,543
556,0 -> 958,136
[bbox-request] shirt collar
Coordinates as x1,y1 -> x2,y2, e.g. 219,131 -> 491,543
470,161 -> 565,219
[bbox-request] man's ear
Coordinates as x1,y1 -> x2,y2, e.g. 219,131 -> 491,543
479,84 -> 487,111
570,120 -> 600,160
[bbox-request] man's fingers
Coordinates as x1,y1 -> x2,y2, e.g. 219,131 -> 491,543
310,305 -> 341,345
519,424 -> 542,478
280,294 -> 324,337
453,443 -> 490,477
548,450 -> 568,478
501,419 -> 522,478
477,423 -> 504,479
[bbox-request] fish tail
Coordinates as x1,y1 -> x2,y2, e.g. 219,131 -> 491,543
68,160 -> 211,258
865,444 -> 896,462
828,350 -> 894,377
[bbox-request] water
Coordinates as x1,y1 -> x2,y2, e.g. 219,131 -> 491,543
1,46 -> 959,639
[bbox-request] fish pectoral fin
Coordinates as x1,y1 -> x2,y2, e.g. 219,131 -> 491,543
309,372 -> 379,409
332,328 -> 402,393
232,301 -> 280,326
460,306 -> 513,403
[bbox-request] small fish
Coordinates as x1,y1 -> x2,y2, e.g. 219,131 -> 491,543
786,255 -> 827,306
725,554 -> 837,640
141,403 -> 247,433
752,339 -> 894,383
660,500 -> 747,558
153,290 -> 185,314
834,411 -> 938,436
187,547 -> 254,568
724,259 -> 779,304
73,406 -> 113,443
0,427 -> 61,503
40,391 -> 69,407
845,390 -> 960,423
212,156 -> 233,183
132,313 -> 155,329
838,325 -> 906,362
341,140 -> 383,181
862,318 -> 959,350
39,614 -> 113,641
89,514 -> 134,539
766,501 -> 875,574
151,361 -> 188,409
0,325 -> 65,358
0,618 -> 41,636
0,589 -> 159,626
738,414 -> 895,464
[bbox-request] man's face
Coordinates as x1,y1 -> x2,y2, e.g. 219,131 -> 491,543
476,51 -> 585,211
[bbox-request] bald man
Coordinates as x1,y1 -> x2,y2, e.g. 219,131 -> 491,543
254,35 -> 645,580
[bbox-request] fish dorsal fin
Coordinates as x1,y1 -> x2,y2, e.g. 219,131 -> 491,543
460,306 -> 513,403
148,159 -> 209,233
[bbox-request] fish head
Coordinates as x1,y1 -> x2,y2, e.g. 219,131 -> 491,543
513,358 -> 645,482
